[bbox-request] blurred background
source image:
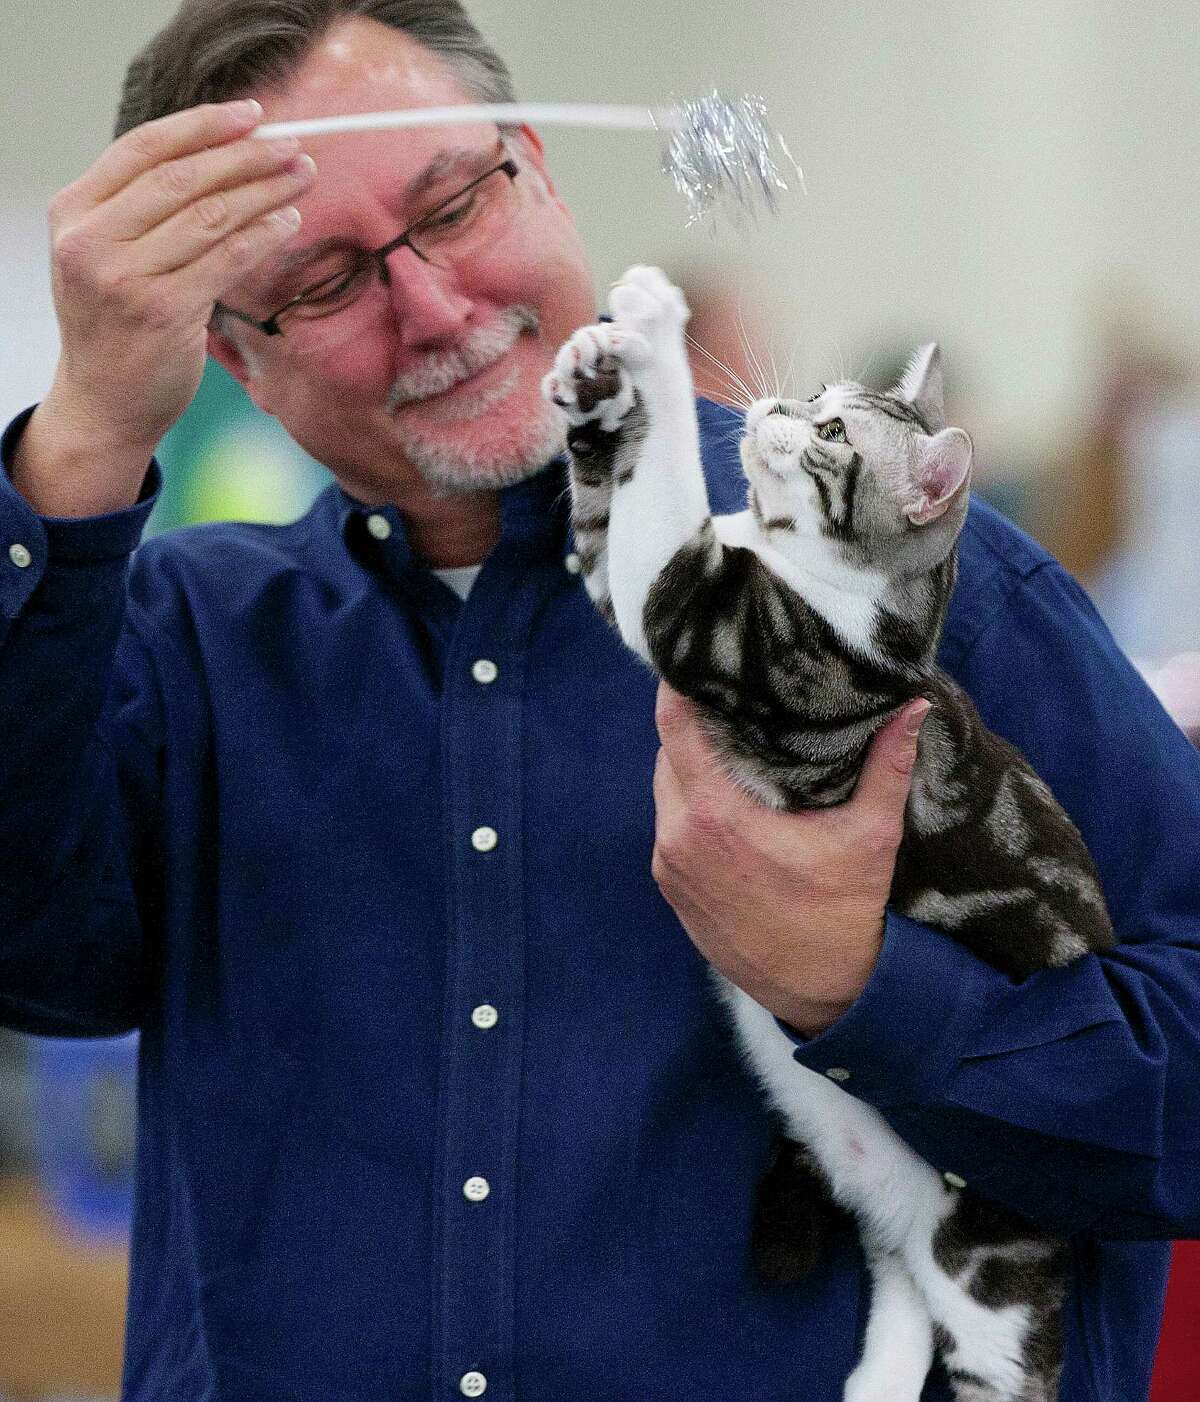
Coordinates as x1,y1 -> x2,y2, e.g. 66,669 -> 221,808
1,1 -> 1198,1397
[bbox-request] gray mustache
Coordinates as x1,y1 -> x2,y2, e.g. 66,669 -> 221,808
386,306 -> 540,411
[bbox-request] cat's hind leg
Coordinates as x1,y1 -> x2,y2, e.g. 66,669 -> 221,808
905,1194 -> 1067,1402
842,1250 -> 935,1402
752,1135 -> 852,1286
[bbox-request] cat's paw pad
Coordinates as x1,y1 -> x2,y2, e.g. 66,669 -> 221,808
607,265 -> 691,341
542,324 -> 644,432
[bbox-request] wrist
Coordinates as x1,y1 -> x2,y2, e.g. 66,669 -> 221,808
10,391 -> 154,518
770,908 -> 886,1037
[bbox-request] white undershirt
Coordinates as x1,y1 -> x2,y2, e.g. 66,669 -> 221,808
433,564 -> 483,600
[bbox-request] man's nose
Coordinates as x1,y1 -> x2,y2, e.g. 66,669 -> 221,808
381,244 -> 473,347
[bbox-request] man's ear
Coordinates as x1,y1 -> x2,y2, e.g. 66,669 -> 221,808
511,123 -> 569,211
207,320 -> 273,413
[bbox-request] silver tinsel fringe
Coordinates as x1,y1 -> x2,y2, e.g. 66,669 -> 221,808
658,92 -> 803,227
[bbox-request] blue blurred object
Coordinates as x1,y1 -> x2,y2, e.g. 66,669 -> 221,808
27,1034 -> 138,1242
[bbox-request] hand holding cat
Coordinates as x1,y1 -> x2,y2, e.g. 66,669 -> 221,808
651,683 -> 931,1037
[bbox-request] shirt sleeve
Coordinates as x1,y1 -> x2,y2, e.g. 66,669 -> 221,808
0,406 -> 165,1035
789,558 -> 1200,1240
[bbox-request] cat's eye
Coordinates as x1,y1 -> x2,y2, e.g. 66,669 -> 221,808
817,418 -> 847,442
806,385 -> 827,404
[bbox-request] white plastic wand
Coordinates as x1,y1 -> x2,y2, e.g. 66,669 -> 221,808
252,95 -> 800,224
252,102 -> 679,140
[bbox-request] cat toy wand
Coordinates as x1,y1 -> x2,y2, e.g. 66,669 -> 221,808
253,93 -> 803,225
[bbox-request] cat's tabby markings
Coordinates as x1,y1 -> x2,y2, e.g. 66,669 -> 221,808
543,266 -> 1113,1402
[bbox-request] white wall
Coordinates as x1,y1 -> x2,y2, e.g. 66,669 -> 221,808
3,0 -> 1197,464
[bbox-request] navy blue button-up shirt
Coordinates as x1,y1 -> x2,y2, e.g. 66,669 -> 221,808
3,399 -> 1200,1401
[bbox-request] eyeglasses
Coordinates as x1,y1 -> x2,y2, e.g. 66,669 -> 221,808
218,148 -> 520,337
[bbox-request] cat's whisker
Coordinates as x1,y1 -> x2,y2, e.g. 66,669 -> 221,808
783,336 -> 803,402
734,301 -> 773,404
685,332 -> 756,410
688,327 -> 759,409
813,334 -> 847,394
767,334 -> 784,403
550,480 -> 574,515
695,382 -> 752,413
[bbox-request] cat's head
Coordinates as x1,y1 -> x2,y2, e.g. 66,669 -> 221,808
738,344 -> 972,576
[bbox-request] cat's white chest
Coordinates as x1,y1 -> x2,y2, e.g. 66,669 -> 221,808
711,512 -> 886,660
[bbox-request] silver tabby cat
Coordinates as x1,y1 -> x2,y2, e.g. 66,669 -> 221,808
542,266 -> 1114,1402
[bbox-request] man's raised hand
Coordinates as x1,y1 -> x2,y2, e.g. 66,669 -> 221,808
13,100 -> 314,517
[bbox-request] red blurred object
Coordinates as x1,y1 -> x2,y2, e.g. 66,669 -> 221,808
1151,1242 -> 1200,1400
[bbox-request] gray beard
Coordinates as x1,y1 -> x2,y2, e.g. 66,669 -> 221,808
386,304 -> 565,494
397,407 -> 566,496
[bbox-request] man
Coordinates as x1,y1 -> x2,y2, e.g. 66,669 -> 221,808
2,3 -> 1198,1399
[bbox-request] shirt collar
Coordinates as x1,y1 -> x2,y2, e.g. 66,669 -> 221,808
327,455 -> 572,578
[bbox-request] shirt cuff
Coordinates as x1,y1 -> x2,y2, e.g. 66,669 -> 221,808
780,911 -> 999,1107
1,406 -> 161,594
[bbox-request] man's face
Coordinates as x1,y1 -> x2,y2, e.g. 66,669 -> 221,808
213,17 -> 596,501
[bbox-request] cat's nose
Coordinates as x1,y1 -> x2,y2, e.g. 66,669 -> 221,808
755,416 -> 800,457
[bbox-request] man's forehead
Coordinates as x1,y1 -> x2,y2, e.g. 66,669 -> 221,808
253,138 -> 503,298
262,15 -> 476,124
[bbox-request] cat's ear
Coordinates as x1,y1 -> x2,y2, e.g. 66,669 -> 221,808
896,343 -> 945,432
906,427 -> 972,525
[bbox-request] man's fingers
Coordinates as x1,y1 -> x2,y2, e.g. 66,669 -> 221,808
652,743 -> 684,817
65,101 -> 264,213
103,136 -> 313,247
654,683 -> 731,798
175,206 -> 306,307
136,163 -> 311,279
846,700 -> 931,840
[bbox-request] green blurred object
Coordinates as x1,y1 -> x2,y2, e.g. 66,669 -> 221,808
149,361 -> 331,534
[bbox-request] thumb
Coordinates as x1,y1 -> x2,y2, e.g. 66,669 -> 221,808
849,699 -> 932,825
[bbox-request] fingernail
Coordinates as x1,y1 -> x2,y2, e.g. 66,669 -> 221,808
233,99 -> 264,122
905,700 -> 932,737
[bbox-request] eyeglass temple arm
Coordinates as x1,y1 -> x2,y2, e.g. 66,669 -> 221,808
212,303 -> 283,337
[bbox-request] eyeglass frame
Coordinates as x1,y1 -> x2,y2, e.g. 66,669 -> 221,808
216,145 -> 520,337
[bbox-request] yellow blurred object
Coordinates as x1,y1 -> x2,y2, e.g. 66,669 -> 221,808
0,1174 -> 126,1400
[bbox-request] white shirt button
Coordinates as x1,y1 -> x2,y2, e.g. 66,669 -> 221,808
9,543 -> 32,569
460,1372 -> 487,1397
471,659 -> 499,685
564,552 -> 582,575
943,1171 -> 967,1190
825,1067 -> 852,1083
471,1004 -> 499,1030
471,826 -> 498,852
365,513 -> 391,540
463,1176 -> 490,1202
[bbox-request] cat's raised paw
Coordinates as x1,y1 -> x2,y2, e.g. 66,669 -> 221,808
607,265 -> 691,337
542,324 -> 643,433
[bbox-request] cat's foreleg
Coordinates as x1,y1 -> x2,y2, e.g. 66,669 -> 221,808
604,268 -> 714,663
544,267 -> 716,665
542,332 -> 638,623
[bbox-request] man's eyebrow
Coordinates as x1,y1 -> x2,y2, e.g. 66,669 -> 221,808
262,145 -> 498,298
401,144 -> 495,206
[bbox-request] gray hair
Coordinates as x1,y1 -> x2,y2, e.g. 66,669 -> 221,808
115,0 -> 516,138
